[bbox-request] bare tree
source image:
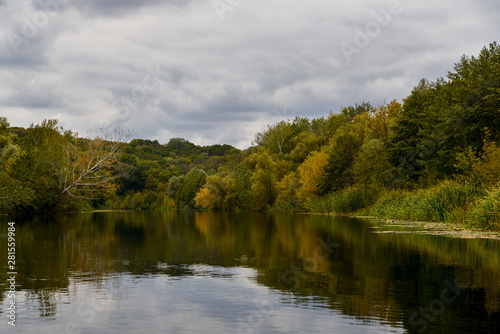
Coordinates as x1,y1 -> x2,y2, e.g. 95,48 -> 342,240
56,123 -> 132,202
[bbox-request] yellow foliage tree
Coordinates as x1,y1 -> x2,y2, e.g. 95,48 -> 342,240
275,171 -> 300,208
297,150 -> 328,202
195,187 -> 213,208
455,138 -> 500,185
354,99 -> 402,140
249,151 -> 279,210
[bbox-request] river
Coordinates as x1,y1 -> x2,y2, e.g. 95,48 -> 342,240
1,211 -> 499,333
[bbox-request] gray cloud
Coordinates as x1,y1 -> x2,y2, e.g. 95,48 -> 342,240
1,0 -> 499,148
32,0 -> 194,17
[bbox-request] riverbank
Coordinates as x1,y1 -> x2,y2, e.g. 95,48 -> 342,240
303,180 -> 500,233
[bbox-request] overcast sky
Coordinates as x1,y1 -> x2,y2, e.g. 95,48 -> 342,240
1,0 -> 498,148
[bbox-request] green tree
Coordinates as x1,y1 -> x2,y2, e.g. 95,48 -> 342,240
320,132 -> 362,194
0,117 -> 34,212
175,168 -> 207,207
388,43 -> 500,187
323,112 -> 349,140
387,79 -> 439,187
166,175 -> 185,199
290,132 -> 323,163
353,139 -> 390,190
141,192 -> 157,209
340,101 -> 373,123
195,156 -> 254,211
253,117 -> 311,155
8,119 -> 71,212
448,42 -> 500,147
131,192 -> 144,209
455,136 -> 500,186
248,151 -> 279,210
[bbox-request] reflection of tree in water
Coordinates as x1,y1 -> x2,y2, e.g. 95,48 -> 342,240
192,213 -> 500,332
2,212 -> 500,332
24,289 -> 58,319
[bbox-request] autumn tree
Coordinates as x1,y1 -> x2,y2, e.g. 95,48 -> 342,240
249,151 -> 279,210
195,165 -> 253,211
275,171 -> 300,209
59,124 -> 132,202
8,120 -> 131,213
455,134 -> 500,186
354,100 -> 401,141
297,150 -> 328,202
195,175 -> 235,210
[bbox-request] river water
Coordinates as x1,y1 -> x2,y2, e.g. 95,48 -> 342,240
1,211 -> 500,333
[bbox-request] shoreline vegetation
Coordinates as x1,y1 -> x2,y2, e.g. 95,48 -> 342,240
1,42 -> 500,232
305,181 -> 500,231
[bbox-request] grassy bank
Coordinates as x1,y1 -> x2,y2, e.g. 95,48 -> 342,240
304,181 -> 500,231
305,188 -> 377,214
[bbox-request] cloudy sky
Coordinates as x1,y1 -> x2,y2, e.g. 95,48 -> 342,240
0,0 -> 498,148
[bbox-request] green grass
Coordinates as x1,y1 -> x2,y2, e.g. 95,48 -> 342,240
305,195 -> 334,214
305,188 -> 376,214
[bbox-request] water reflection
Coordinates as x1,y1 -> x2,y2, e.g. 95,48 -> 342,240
1,211 -> 500,333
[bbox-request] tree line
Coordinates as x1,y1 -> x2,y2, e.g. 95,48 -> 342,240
197,43 -> 500,209
0,119 -> 236,214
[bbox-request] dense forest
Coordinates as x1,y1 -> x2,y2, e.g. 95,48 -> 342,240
1,42 -> 499,229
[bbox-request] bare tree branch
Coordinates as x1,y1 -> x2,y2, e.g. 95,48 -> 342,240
55,123 -> 133,202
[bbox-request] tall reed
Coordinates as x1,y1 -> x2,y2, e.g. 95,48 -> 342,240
469,185 -> 500,230
365,181 -> 482,223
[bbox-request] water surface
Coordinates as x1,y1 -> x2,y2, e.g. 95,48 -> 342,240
1,212 -> 500,333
